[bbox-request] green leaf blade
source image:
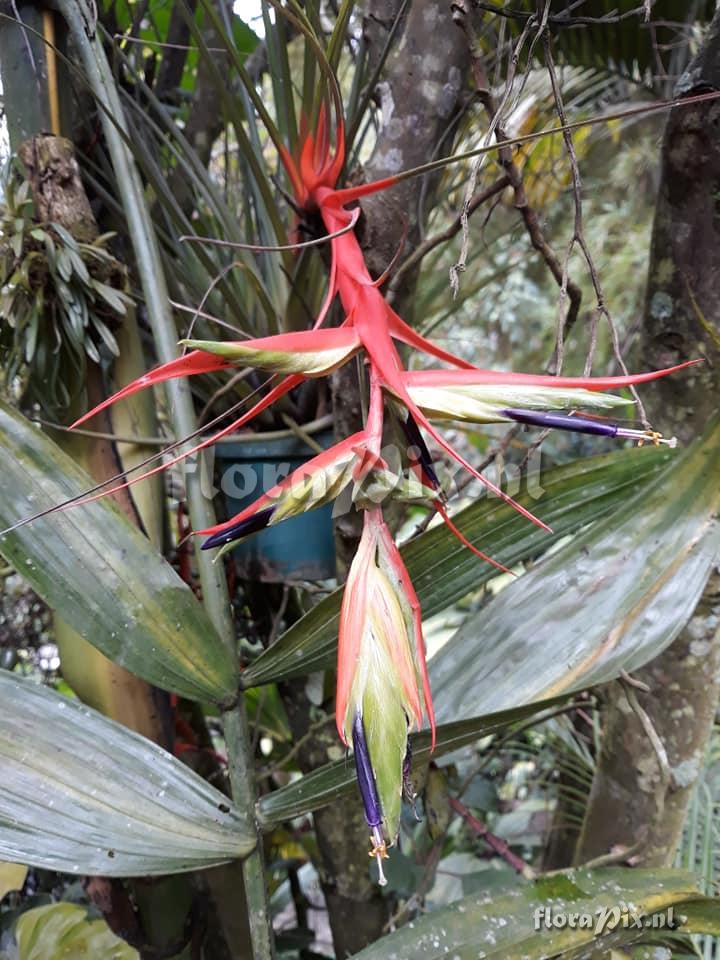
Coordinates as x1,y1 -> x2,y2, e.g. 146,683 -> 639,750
0,401 -> 238,703
242,445 -> 672,687
351,867 -> 720,960
430,418 -> 720,725
0,671 -> 254,876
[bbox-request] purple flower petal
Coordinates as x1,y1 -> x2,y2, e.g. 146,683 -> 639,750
502,408 -> 620,438
201,507 -> 275,550
352,710 -> 390,885
352,710 -> 383,829
401,413 -> 440,489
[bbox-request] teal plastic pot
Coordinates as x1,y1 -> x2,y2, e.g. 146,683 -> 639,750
214,430 -> 337,582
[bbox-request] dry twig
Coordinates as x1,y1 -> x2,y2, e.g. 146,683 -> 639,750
471,2 -> 656,28
542,32 -> 650,424
456,1 -> 583,334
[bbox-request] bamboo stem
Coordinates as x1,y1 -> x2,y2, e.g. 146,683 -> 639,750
41,10 -> 60,135
56,4 -> 274,957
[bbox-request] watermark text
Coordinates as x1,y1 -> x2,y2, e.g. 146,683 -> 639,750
533,904 -> 678,936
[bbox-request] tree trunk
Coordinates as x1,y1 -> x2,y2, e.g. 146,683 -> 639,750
574,11 -> 720,867
332,0 -> 469,570
304,1 -> 470,952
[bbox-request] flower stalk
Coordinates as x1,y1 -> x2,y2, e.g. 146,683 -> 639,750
58,6 -> 276,957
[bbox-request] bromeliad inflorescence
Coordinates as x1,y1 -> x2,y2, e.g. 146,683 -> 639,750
70,96 -> 696,882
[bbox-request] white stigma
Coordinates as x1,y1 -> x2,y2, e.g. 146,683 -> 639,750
615,428 -> 678,448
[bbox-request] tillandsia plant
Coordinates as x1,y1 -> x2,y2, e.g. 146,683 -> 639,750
0,171 -> 131,411
59,83 -> 699,882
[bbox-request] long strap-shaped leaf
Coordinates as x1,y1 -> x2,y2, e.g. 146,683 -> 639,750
351,866 -> 720,960
257,699 -> 563,827
0,401 -> 237,703
430,416 -> 720,724
242,445 -> 673,687
0,671 -> 254,875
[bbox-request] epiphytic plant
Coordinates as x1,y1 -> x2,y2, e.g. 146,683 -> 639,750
63,87 -> 695,879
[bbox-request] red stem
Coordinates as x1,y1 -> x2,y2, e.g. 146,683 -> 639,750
449,795 -> 528,874
365,366 -> 385,456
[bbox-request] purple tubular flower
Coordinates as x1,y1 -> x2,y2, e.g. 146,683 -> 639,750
352,709 -> 389,885
502,408 -> 620,437
201,507 -> 275,549
401,413 -> 440,489
501,409 -> 677,446
352,711 -> 382,827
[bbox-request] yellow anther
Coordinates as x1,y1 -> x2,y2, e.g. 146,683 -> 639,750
617,427 -> 677,449
369,840 -> 389,860
368,833 -> 389,886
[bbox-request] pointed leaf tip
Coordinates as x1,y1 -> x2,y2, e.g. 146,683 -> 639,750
71,351 -> 233,428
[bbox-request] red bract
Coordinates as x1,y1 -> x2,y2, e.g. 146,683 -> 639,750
197,430 -> 378,549
68,100 -> 698,865
402,362 -> 701,391
71,350 -> 234,428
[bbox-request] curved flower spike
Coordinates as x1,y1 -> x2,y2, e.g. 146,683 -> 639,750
337,510 -> 433,850
403,361 -> 702,442
180,328 -> 362,378
199,432 -> 367,550
405,377 -> 628,424
72,329 -> 362,431
70,349 -> 234,428
198,431 -> 438,552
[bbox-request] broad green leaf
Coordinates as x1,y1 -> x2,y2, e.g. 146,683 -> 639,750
242,446 -> 671,687
15,903 -> 138,960
257,700 -> 563,827
233,13 -> 260,56
673,898 -> 720,935
0,401 -> 238,703
0,670 -> 254,875
352,867 -> 720,960
430,418 -> 720,724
